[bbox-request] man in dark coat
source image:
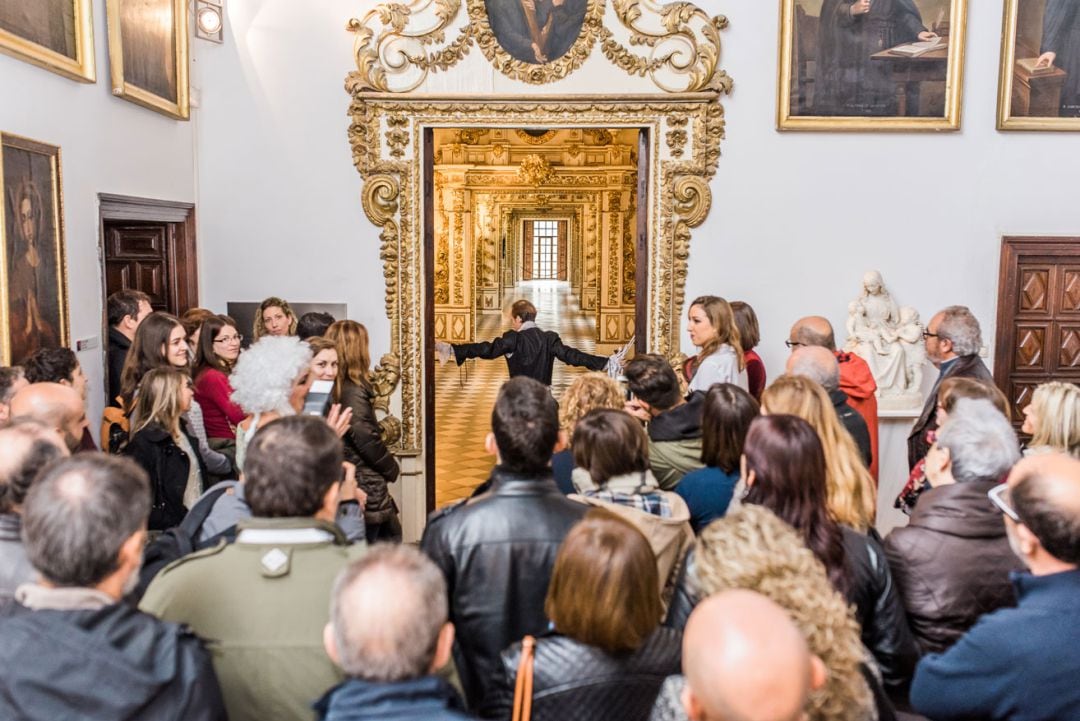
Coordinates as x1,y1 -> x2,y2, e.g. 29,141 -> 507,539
106,289 -> 152,402
911,452 -> 1080,720
317,545 -> 473,721
421,377 -> 587,708
438,299 -> 610,385
886,400 -> 1023,654
0,454 -> 225,721
907,305 -> 994,469
815,0 -> 935,116
1037,0 -> 1080,116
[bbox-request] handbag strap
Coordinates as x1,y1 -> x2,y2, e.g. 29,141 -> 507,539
511,635 -> 536,721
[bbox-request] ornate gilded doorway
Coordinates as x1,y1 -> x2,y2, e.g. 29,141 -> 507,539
345,0 -> 731,535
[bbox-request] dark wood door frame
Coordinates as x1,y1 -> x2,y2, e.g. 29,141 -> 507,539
422,127 -> 651,512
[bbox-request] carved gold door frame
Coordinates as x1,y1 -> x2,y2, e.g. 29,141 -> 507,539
348,94 -> 725,455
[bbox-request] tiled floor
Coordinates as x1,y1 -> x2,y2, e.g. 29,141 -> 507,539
433,281 -> 606,508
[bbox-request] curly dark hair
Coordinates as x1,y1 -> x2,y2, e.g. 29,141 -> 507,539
22,347 -> 78,385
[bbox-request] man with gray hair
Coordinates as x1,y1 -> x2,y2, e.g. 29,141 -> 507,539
317,545 -> 471,720
0,454 -> 226,720
0,419 -> 68,603
0,366 -> 28,426
786,346 -> 872,468
908,305 -> 993,468
886,398 -> 1023,654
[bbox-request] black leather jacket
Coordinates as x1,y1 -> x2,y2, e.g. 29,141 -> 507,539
420,467 -> 588,709
480,629 -> 682,721
124,420 -> 209,531
666,529 -> 919,697
340,379 -> 399,524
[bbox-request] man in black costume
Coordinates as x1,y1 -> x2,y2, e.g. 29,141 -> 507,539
815,0 -> 937,116
1036,0 -> 1080,117
437,299 -> 612,385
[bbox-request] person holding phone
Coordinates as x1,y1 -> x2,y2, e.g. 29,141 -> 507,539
327,320 -> 402,543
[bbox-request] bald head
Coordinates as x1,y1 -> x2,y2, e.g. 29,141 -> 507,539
786,346 -> 840,392
9,383 -> 86,453
326,544 -> 452,682
683,590 -> 821,721
1005,453 -> 1080,570
789,316 -> 836,352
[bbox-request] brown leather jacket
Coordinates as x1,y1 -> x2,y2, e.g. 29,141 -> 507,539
884,480 -> 1022,654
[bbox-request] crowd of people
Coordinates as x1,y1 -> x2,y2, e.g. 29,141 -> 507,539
0,291 -> 1078,721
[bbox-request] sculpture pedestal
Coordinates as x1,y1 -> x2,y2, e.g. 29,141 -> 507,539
876,407 -> 920,537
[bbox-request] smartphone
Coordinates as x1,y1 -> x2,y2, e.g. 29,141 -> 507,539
303,380 -> 335,417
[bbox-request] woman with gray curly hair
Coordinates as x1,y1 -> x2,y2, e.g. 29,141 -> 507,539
655,505 -> 889,721
230,336 -> 350,473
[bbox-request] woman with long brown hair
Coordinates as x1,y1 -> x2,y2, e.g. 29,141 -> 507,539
192,315 -> 246,454
327,319 -> 401,542
740,414 -> 918,695
761,375 -> 876,532
685,295 -> 747,394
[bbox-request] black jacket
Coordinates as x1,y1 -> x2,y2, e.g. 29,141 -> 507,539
830,388 -> 873,468
842,527 -> 920,696
884,480 -> 1022,654
107,326 -> 132,403
0,598 -> 225,720
420,467 -> 588,709
907,354 -> 994,468
124,421 -> 209,531
666,530 -> 918,697
340,379 -> 400,524
315,676 -> 474,721
481,629 -> 681,721
452,326 -> 607,385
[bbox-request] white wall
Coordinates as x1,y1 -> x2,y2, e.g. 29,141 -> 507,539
0,0 -> 196,437
193,1 -> 1080,532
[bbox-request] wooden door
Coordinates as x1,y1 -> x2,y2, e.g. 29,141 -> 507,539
995,237 -> 1080,426
99,195 -> 197,317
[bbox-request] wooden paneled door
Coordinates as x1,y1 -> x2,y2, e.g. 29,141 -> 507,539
99,195 -> 197,316
995,237 -> 1080,426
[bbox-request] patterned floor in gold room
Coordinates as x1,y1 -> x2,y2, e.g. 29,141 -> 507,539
433,281 -> 606,508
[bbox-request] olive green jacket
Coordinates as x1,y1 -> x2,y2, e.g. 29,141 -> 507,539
140,517 -> 366,721
648,438 -> 705,491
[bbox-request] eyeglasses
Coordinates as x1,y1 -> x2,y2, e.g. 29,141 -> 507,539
922,330 -> 940,339
784,340 -> 805,349
215,334 -> 243,344
988,483 -> 1021,523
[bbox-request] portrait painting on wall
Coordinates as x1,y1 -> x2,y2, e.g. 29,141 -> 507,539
105,0 -> 189,119
998,0 -> 1080,130
0,0 -> 95,81
485,0 -> 588,65
777,0 -> 968,130
0,134 -> 69,365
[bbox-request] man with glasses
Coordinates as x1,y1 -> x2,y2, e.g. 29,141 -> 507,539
907,306 -> 994,469
787,315 -> 879,481
911,452 -> 1080,720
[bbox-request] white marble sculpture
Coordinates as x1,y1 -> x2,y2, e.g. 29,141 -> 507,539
845,271 -> 924,410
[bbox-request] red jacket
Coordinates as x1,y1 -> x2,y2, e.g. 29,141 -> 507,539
836,351 -> 879,483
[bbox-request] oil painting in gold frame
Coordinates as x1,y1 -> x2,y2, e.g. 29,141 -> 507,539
0,0 -> 96,82
105,0 -> 189,120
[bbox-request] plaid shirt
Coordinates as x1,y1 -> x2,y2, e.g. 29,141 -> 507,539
580,489 -> 674,517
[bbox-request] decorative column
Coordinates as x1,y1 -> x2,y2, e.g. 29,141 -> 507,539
433,169 -> 474,342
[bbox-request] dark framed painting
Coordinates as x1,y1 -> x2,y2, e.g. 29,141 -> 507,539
470,0 -> 604,84
777,0 -> 968,131
998,0 -> 1080,130
105,0 -> 189,120
0,134 -> 69,365
0,0 -> 96,82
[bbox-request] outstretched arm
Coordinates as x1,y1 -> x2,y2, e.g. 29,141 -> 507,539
450,331 -> 519,365
549,334 -> 608,371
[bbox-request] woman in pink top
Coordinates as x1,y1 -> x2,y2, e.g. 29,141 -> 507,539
193,315 -> 245,444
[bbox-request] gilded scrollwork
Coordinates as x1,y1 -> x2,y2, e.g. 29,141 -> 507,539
347,0 -> 729,94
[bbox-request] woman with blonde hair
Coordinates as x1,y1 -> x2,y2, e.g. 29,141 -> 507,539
762,375 -> 876,532
327,319 -> 401,542
684,295 -> 747,394
552,372 -> 625,494
1022,380 -> 1080,457
124,368 -> 208,530
659,504 -> 886,721
252,296 -> 298,340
